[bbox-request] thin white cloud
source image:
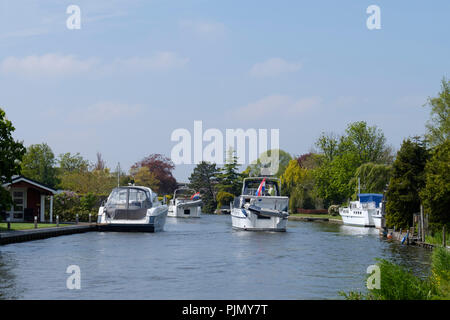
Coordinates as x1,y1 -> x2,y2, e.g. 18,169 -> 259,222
112,52 -> 189,71
236,95 -> 321,118
0,52 -> 189,77
250,58 -> 302,77
179,20 -> 226,37
0,54 -> 98,76
78,102 -> 144,123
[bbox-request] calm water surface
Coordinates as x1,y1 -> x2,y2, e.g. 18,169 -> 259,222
0,215 -> 432,299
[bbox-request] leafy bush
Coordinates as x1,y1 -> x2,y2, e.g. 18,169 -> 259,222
328,204 -> 340,216
54,191 -> 104,222
216,191 -> 234,209
341,248 -> 450,300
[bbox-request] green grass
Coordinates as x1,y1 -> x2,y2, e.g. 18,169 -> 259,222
341,246 -> 450,300
290,213 -> 342,220
0,223 -> 70,231
426,230 -> 450,247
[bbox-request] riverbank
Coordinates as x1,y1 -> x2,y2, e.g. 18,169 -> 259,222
0,223 -> 97,245
0,223 -> 70,231
288,214 -> 343,224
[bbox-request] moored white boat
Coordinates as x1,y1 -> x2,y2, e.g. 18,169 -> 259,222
339,193 -> 383,228
97,186 -> 168,232
168,188 -> 202,218
231,177 -> 289,232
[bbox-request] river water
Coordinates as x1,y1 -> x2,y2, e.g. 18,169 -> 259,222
0,215 -> 432,299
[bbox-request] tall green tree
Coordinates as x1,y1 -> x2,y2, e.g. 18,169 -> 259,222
0,108 -> 26,211
188,161 -> 220,213
424,78 -> 450,147
349,163 -> 392,199
314,121 -> 392,206
58,152 -> 89,173
420,139 -> 450,230
385,138 -> 429,229
244,149 -> 292,177
21,143 -> 58,188
216,148 -> 242,196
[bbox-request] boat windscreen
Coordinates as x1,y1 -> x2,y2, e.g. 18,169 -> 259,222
175,189 -> 196,199
243,180 -> 280,196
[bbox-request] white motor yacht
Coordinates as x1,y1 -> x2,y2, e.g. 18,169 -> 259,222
339,193 -> 383,228
167,188 -> 202,218
97,186 -> 168,232
230,177 -> 289,232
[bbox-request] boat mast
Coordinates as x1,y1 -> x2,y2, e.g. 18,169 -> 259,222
117,162 -> 120,187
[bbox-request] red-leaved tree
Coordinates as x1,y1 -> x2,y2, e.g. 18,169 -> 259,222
131,154 -> 177,194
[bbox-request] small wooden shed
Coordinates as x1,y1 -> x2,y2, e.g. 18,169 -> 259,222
2,175 -> 57,222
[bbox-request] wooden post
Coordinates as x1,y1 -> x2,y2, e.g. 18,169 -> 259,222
56,215 -> 59,227
7,216 -> 10,230
76,214 -> 79,224
34,215 -> 37,229
89,213 -> 91,224
420,205 -> 425,243
443,225 -> 446,247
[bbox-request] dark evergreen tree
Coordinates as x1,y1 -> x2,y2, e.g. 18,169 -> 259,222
188,161 -> 220,213
385,137 -> 429,229
216,149 -> 242,196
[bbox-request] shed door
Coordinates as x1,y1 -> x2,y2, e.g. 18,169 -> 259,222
11,189 -> 26,221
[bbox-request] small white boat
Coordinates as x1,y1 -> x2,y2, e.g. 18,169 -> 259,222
231,177 -> 289,232
339,193 -> 383,228
97,186 -> 168,232
168,188 -> 202,218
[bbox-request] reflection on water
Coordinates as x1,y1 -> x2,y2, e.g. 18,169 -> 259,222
0,215 -> 432,299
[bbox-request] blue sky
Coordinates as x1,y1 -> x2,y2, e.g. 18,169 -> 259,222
1,0 -> 449,181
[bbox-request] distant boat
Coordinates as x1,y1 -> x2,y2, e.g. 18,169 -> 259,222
97,186 -> 168,232
339,193 -> 383,228
231,177 -> 289,232
168,188 -> 202,218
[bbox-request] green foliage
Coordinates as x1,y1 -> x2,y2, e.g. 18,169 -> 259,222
216,191 -> 234,209
282,158 -> 322,212
131,166 -> 159,190
420,139 -> 450,229
21,143 -> 58,188
342,248 -> 450,300
314,121 -> 392,207
349,163 -> 392,199
53,191 -> 104,222
0,108 -> 26,211
386,138 -> 429,229
58,152 -> 89,173
58,168 -> 116,194
431,247 -> 450,299
216,149 -> 242,196
189,161 -> 220,214
424,78 -> 450,147
245,149 -> 292,177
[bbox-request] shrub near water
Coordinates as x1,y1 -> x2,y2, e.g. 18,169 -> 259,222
341,248 -> 450,300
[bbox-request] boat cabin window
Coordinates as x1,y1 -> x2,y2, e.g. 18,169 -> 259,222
128,189 -> 150,208
243,180 -> 280,196
107,188 -> 128,207
106,188 -> 151,209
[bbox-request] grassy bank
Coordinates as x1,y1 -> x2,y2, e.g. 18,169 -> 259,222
0,223 -> 69,231
290,213 -> 342,220
341,246 -> 450,300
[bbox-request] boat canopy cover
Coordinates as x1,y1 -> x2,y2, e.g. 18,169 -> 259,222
358,193 -> 383,207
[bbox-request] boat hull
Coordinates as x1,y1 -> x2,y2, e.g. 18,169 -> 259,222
231,208 -> 288,232
339,211 -> 375,227
168,200 -> 202,218
97,206 -> 168,232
